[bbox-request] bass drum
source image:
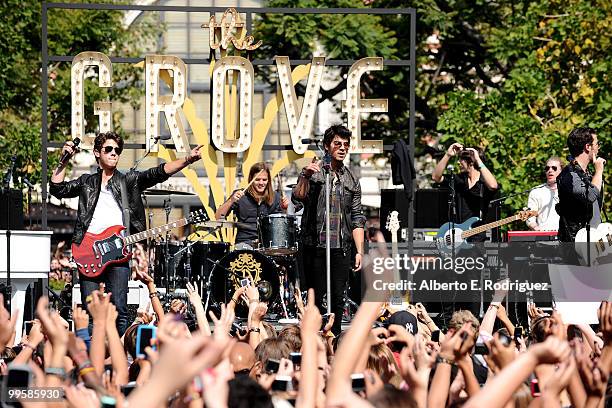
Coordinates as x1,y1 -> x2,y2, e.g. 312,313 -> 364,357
210,249 -> 279,317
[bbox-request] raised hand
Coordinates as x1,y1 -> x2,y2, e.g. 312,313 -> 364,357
73,305 -> 89,331
251,302 -> 268,325
486,334 -> 516,370
440,323 -> 475,362
528,303 -> 547,319
578,357 -> 608,398
597,301 -> 612,345
36,297 -> 68,348
230,189 -> 245,203
208,303 -> 235,340
186,282 -> 203,306
529,336 -> 571,365
386,324 -> 414,349
169,299 -> 187,315
87,290 -> 111,323
300,289 -> 322,334
446,142 -> 463,157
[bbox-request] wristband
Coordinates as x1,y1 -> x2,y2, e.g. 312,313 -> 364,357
249,327 -> 261,333
489,304 -> 500,310
229,298 -> 237,304
45,367 -> 66,379
79,366 -> 96,376
478,162 -> 486,170
436,355 -> 455,365
21,343 -> 36,352
149,291 -> 159,299
78,360 -> 93,371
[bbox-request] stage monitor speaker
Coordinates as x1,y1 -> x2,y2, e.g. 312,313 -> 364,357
380,189 -> 411,242
414,189 -> 449,229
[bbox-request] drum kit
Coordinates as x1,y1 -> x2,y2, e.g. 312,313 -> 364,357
143,187 -> 302,320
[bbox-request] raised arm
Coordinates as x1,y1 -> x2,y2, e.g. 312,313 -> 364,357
433,142 -> 463,183
463,336 -> 571,408
215,189 -> 243,220
292,160 -> 320,201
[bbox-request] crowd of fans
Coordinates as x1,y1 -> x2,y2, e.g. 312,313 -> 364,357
1,254 -> 611,407
49,242 -> 73,292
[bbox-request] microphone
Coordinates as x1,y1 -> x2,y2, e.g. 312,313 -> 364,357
154,134 -> 172,142
59,137 -> 81,165
3,155 -> 16,190
22,176 -> 35,189
322,151 -> 332,171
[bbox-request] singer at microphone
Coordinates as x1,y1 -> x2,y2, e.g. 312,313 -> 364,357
291,125 -> 365,336
526,156 -> 563,231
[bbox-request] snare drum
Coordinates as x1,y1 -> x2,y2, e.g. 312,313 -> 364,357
257,214 -> 298,255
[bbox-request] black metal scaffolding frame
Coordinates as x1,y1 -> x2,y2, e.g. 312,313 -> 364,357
40,2 -> 416,248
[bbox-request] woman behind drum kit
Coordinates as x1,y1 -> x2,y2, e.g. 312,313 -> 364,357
215,162 -> 289,248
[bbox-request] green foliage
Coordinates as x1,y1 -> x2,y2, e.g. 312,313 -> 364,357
255,0 -> 611,220
0,0 -> 161,185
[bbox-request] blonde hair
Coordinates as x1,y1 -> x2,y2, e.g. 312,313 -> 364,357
449,309 -> 480,342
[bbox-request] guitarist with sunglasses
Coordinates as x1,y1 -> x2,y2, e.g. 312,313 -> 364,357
50,132 -> 202,335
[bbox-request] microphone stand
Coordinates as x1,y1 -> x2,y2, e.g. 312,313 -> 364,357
3,156 -> 16,311
130,135 -> 171,172
447,166 -> 457,320
323,154 -> 332,315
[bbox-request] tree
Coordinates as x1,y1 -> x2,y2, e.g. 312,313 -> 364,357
0,0 -> 161,185
253,0 -> 611,218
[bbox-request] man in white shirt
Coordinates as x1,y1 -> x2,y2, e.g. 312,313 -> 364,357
50,132 -> 202,335
526,157 -> 563,231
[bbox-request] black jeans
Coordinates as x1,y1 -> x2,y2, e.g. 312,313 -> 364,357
79,263 -> 130,336
303,246 -> 351,335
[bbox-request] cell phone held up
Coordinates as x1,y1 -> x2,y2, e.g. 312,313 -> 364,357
271,375 -> 294,392
351,373 -> 366,393
264,358 -> 280,374
321,313 -> 333,331
135,325 -> 157,358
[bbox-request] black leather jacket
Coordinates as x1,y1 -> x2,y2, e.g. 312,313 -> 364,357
49,164 -> 170,244
293,165 -> 366,251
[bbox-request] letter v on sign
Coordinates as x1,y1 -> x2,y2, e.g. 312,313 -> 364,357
275,56 -> 325,155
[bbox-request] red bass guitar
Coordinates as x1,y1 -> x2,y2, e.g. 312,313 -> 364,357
71,209 -> 208,278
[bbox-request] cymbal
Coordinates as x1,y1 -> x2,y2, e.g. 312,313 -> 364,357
199,220 -> 249,229
143,188 -> 195,196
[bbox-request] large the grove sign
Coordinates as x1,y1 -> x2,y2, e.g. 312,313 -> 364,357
71,51 -> 387,155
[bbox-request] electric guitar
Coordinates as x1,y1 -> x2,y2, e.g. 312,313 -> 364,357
435,210 -> 537,255
72,209 -> 209,278
385,211 -> 411,309
574,222 -> 612,266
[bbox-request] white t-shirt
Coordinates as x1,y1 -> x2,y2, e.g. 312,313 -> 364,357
526,184 -> 559,231
87,184 -> 124,234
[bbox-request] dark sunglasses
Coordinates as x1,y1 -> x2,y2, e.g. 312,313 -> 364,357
332,141 -> 350,148
103,146 -> 122,154
544,166 -> 558,171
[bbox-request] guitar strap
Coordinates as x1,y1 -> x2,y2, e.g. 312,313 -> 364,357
119,175 -> 130,236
